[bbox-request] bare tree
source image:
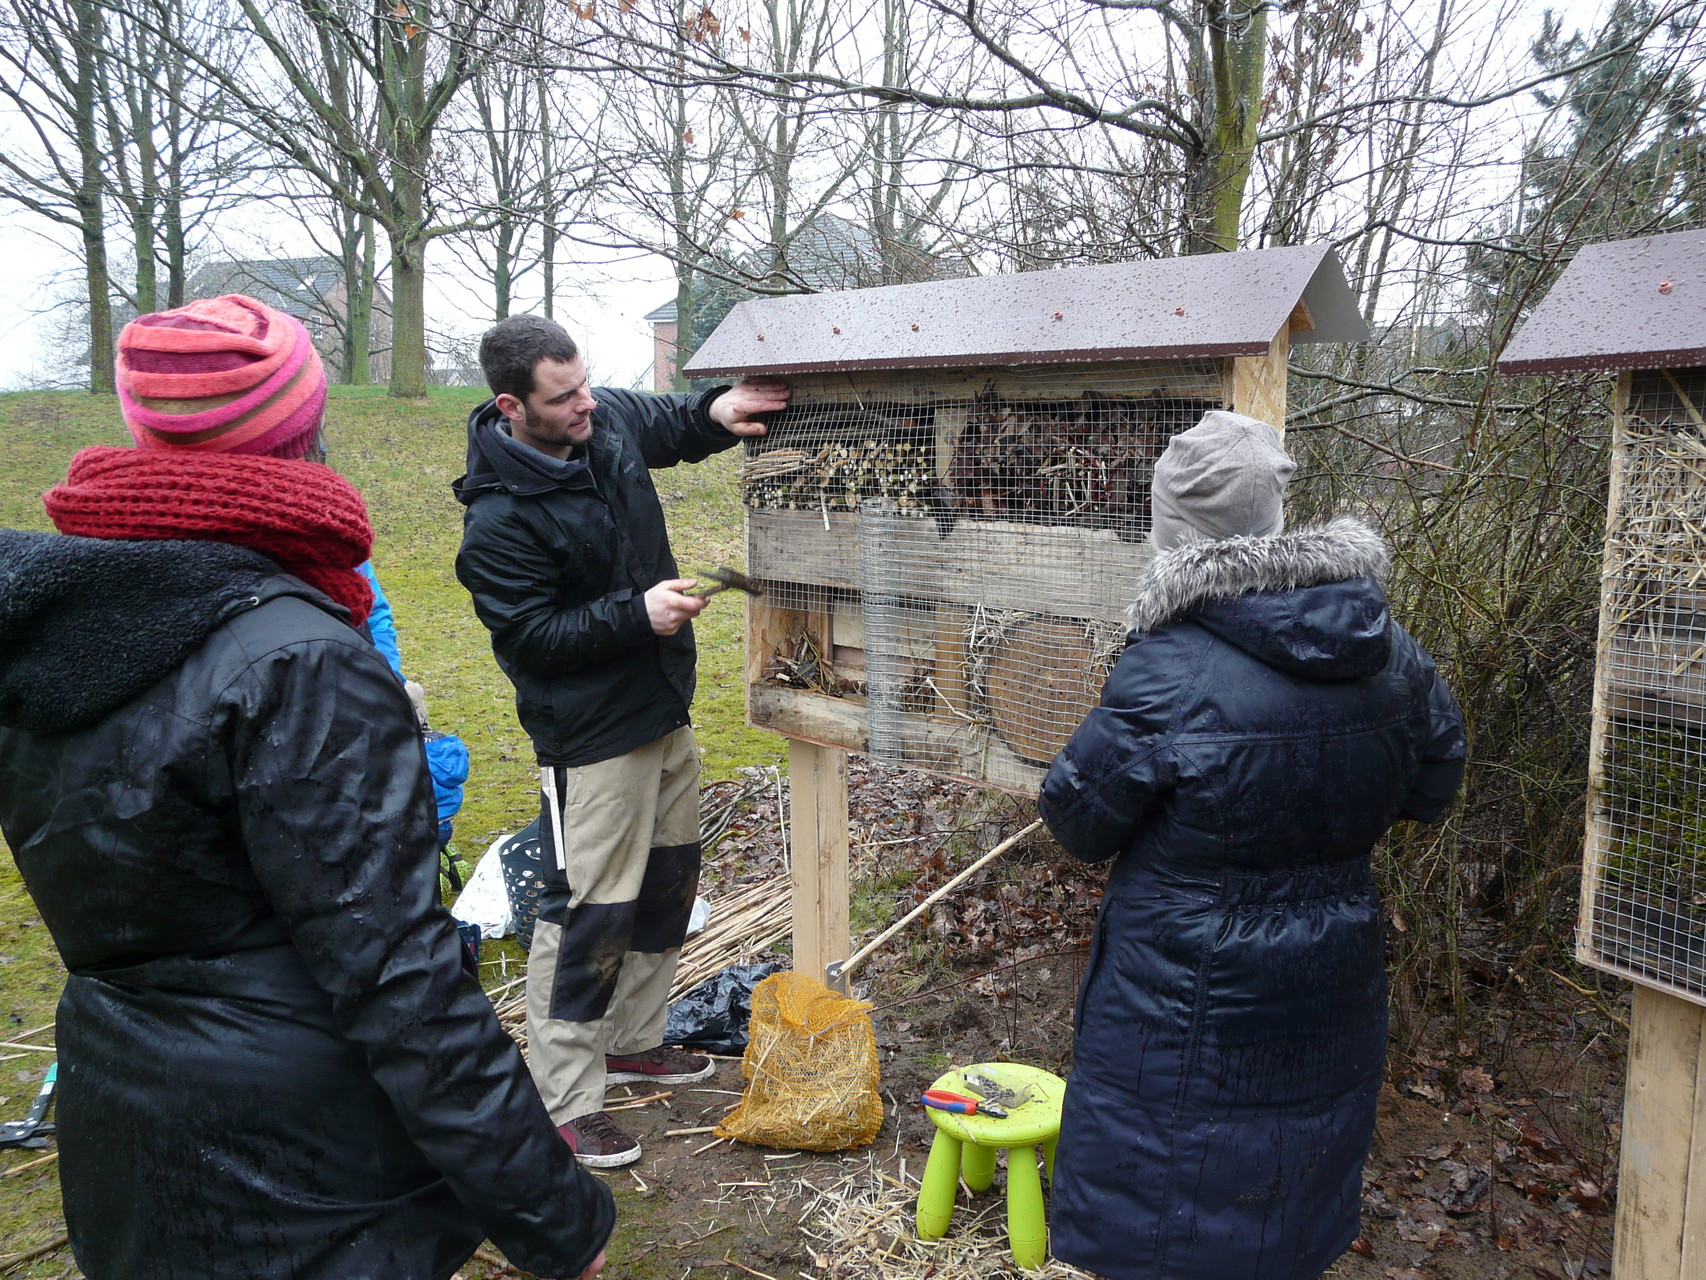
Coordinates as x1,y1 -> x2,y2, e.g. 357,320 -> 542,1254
0,0 -> 116,390
98,0 -> 254,313
150,0 -> 514,395
440,8 -> 594,322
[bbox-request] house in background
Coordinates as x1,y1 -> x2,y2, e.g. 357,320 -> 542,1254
644,297 -> 683,393
646,213 -> 973,391
186,257 -> 393,383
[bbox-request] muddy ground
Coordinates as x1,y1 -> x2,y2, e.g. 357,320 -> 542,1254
451,962 -> 1620,1280
457,759 -> 1623,1280
1,759 -> 1622,1280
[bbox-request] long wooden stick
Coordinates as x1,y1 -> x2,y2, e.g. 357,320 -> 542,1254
836,819 -> 1042,982
0,1233 -> 68,1273
0,1152 -> 57,1179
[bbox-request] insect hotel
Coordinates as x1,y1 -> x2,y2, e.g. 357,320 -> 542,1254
1499,227 -> 1706,1280
685,246 -> 1369,981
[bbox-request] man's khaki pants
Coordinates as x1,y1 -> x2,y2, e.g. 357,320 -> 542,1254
526,726 -> 701,1123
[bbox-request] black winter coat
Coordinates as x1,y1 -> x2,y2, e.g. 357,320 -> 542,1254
0,530 -> 615,1280
1039,518 -> 1465,1280
453,386 -> 737,766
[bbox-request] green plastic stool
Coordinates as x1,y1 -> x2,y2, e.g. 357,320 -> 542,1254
915,1062 -> 1066,1270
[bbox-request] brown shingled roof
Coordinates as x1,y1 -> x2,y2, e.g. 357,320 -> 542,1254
1499,229 -> 1706,375
682,244 -> 1367,378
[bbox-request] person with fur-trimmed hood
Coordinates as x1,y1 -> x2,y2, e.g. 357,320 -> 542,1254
1039,411 -> 1466,1280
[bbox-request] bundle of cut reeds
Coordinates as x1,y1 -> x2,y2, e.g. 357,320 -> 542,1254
745,437 -> 937,515
495,877 -> 790,1047
669,878 -> 792,998
494,773 -> 789,1047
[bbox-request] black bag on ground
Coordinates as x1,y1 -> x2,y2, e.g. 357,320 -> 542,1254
663,961 -> 781,1055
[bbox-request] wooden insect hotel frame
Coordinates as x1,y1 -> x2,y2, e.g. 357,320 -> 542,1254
1500,228 -> 1706,1279
685,246 -> 1369,984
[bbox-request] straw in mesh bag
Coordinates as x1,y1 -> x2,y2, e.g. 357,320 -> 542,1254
716,971 -> 883,1151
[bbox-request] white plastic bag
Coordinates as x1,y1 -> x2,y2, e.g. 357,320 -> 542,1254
452,835 -> 514,939
452,840 -> 707,944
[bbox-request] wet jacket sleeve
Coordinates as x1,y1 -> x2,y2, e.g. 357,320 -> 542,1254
1039,638 -> 1177,864
1395,632 -> 1467,823
222,636 -> 614,1279
456,500 -> 653,677
595,384 -> 741,468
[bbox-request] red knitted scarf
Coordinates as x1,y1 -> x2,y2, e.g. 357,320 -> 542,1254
45,447 -> 374,626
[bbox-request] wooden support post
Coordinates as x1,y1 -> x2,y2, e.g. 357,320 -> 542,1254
1228,322 -> 1291,434
1615,983 -> 1706,1277
1580,372 -> 1631,960
787,738 -> 850,989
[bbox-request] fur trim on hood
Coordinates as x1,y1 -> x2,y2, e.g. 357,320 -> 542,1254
1126,516 -> 1390,634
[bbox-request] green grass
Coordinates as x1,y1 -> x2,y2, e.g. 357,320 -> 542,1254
0,386 -> 792,1267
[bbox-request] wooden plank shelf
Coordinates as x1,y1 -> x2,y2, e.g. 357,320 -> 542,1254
748,508 -> 1151,621
746,683 -> 1044,795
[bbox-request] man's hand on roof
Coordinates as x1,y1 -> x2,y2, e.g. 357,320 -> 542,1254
710,377 -> 790,436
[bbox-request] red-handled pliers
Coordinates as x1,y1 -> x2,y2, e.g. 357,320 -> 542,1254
921,1089 -> 1008,1118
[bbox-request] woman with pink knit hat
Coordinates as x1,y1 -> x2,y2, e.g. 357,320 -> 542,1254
0,296 -> 612,1280
115,292 -> 332,458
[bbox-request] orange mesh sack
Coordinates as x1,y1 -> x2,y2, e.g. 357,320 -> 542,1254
715,971 -> 882,1151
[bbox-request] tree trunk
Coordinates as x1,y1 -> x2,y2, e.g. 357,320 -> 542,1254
388,233 -> 427,397
542,220 -> 556,320
349,215 -> 374,385
381,14 -> 429,398
163,38 -> 186,307
73,0 -> 113,391
494,219 -> 513,320
131,82 -> 160,312
1184,0 -> 1267,253
539,65 -> 556,320
163,192 -> 185,307
673,270 -> 694,391
82,212 -> 115,392
132,209 -> 158,313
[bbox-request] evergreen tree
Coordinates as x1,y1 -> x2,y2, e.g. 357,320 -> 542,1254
1467,0 -> 1705,326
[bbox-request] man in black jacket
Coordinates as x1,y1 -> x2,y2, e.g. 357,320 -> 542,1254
454,315 -> 787,1167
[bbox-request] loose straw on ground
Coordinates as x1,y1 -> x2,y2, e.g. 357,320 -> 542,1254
837,820 -> 1041,983
799,1166 -> 1093,1280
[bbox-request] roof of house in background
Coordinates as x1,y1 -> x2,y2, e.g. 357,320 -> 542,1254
684,244 -> 1369,377
187,257 -> 349,321
1499,229 -> 1706,374
644,299 -> 679,323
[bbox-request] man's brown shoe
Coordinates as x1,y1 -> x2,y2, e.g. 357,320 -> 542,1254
557,1111 -> 641,1168
605,1045 -> 715,1085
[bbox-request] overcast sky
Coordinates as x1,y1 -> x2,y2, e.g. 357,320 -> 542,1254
0,0 -> 1617,394
0,204 -> 678,392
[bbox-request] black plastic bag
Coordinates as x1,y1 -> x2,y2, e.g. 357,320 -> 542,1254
664,961 -> 781,1055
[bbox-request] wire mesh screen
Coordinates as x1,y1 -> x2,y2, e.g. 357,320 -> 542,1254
1585,366 -> 1706,998
744,361 -> 1223,791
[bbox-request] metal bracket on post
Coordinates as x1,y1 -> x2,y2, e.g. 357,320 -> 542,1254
825,959 -> 848,994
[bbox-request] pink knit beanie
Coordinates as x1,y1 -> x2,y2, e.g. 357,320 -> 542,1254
116,295 -> 328,459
